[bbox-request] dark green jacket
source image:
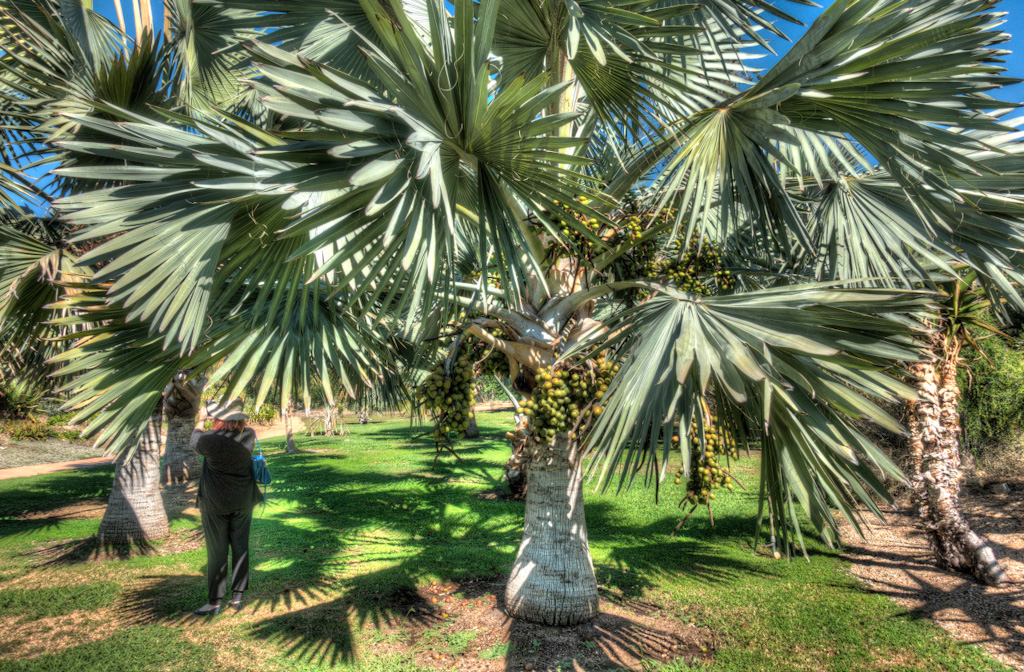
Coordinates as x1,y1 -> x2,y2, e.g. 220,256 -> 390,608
191,428 -> 262,514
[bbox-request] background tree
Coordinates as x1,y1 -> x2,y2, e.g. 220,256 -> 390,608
161,369 -> 206,484
907,272 -> 1010,585
0,0 -> 266,544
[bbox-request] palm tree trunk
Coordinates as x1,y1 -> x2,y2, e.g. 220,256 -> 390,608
161,373 -> 205,484
98,401 -> 169,546
284,406 -> 297,454
505,432 -> 598,625
464,410 -> 479,438
907,346 -> 1007,585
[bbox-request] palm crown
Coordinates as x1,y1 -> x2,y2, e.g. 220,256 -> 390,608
3,0 -> 1024,624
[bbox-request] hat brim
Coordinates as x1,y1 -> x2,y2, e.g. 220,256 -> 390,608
211,411 -> 247,421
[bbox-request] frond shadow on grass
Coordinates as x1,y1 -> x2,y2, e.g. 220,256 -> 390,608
2,416 -> 771,670
0,468 -> 113,540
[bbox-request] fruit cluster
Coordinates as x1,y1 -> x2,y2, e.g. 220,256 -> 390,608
542,196 -> 605,261
647,236 -> 733,295
418,348 -> 476,447
615,203 -> 677,245
619,214 -> 644,241
516,356 -> 617,444
470,328 -> 510,378
672,414 -> 739,506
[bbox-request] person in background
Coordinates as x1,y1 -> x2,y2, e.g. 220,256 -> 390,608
190,398 -> 263,616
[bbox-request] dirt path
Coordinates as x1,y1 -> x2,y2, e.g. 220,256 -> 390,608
838,481 -> 1024,671
0,456 -> 115,480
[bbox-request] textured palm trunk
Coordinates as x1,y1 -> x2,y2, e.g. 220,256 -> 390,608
98,402 -> 169,546
907,346 -> 1007,585
161,373 -> 205,484
505,432 -> 598,625
464,410 -> 479,438
284,407 -> 297,454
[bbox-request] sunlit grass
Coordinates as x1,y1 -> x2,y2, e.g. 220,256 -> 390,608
0,410 -> 1008,672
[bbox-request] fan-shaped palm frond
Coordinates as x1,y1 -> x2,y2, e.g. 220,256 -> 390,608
0,207 -> 89,382
574,281 -> 931,548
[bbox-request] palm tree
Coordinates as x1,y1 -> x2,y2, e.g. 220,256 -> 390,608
0,0 -> 265,543
906,271 -> 1010,585
8,0 -> 1024,626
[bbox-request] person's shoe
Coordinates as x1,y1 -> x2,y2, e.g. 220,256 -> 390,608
193,603 -> 221,616
228,599 -> 243,611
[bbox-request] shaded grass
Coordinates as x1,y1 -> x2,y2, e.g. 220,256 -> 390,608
0,581 -> 120,620
0,626 -> 214,672
0,410 -> 1010,672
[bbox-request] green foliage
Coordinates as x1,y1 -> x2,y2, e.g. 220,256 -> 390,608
478,641 -> 513,660
244,400 -> 280,426
0,417 -> 81,441
474,375 -> 507,403
0,380 -> 46,419
958,330 -> 1024,458
420,625 -> 478,655
46,412 -> 75,426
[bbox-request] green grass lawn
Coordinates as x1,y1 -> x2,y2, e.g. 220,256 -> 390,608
0,411 -> 1007,672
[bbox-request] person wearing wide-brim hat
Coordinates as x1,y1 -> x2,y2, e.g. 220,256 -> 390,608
190,398 -> 263,616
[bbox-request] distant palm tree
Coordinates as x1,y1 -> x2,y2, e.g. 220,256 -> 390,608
0,0 -> 263,542
5,0 -> 1024,625
907,271 -> 1010,585
161,370 -> 207,484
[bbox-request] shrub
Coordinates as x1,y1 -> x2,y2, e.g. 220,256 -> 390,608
47,411 -> 76,426
0,415 -> 83,441
2,416 -> 53,440
0,380 -> 46,419
475,376 -> 509,403
958,330 -> 1024,461
244,401 -> 279,426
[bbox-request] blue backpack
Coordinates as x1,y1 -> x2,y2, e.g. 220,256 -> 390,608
252,440 -> 272,504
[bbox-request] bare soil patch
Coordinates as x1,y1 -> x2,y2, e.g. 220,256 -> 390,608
18,498 -> 107,521
838,480 -> 1024,671
0,607 -> 119,658
0,437 -> 103,470
390,578 -> 715,671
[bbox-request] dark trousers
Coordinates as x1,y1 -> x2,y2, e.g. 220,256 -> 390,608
200,503 -> 254,602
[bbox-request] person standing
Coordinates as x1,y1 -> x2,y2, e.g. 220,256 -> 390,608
190,398 -> 263,616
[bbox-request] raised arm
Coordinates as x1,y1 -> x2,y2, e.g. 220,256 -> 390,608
191,403 -> 210,454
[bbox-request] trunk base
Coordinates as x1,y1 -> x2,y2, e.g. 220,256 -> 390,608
925,518 -> 1008,586
99,404 -> 169,547
505,434 -> 598,626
